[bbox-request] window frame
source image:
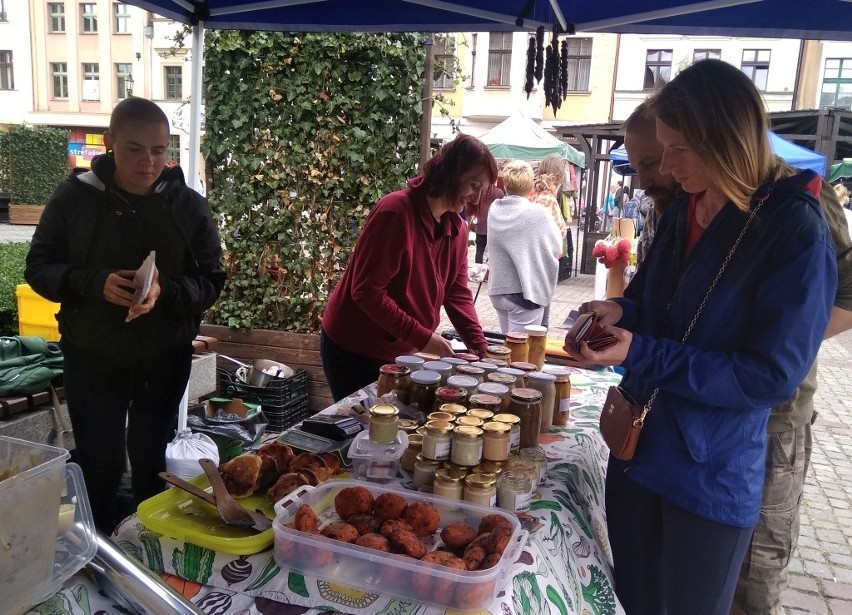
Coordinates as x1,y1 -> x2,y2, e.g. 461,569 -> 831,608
820,57 -> 852,109
565,37 -> 593,92
693,49 -> 721,63
741,48 -> 771,92
51,62 -> 69,99
0,50 -> 13,90
165,65 -> 183,100
644,49 -> 672,90
167,134 -> 181,164
48,2 -> 66,33
433,35 -> 457,90
115,62 -> 132,99
80,2 -> 97,33
81,62 -> 100,101
113,2 -> 130,34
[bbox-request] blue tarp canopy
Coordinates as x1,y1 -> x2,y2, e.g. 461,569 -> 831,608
611,132 -> 828,176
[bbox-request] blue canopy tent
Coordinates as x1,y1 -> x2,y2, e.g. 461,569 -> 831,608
610,132 -> 828,176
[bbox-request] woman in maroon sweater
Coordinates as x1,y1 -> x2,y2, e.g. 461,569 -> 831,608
321,135 -> 497,400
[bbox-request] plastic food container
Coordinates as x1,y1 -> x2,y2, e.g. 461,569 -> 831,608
347,429 -> 408,483
272,479 -> 527,612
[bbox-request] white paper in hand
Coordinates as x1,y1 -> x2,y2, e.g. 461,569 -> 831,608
133,250 -> 156,303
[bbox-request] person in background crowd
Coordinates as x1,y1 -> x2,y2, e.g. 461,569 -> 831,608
601,184 -> 618,232
487,160 -> 561,333
568,59 -> 837,615
321,134 -> 496,401
834,183 -> 852,231
25,97 -> 226,533
532,155 -> 570,328
473,181 -> 504,264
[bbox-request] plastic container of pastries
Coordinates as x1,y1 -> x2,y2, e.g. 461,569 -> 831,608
272,479 -> 527,612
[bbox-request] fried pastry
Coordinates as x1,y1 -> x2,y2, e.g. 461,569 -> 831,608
266,472 -> 309,504
218,453 -> 262,498
256,440 -> 294,473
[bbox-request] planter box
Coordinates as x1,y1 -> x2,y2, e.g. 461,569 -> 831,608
9,204 -> 45,225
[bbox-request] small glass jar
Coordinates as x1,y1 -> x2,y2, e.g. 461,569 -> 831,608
395,354 -> 425,373
446,374 -> 479,397
438,403 -> 467,421
427,411 -> 455,423
422,420 -> 453,461
477,382 -> 511,413
481,421 -> 511,461
463,473 -> 497,506
485,344 -> 512,362
519,446 -> 548,485
526,371 -> 557,432
467,408 -> 495,422
432,468 -> 464,500
422,360 -> 453,386
503,332 -> 529,364
508,361 -> 538,375
433,386 -> 467,411
467,393 -> 502,414
497,470 -> 533,512
543,365 -> 571,427
409,369 -> 441,412
414,352 -> 441,362
451,426 -> 483,467
369,404 -> 400,444
455,364 -> 486,385
413,454 -> 442,490
496,367 -> 526,388
455,352 -> 481,363
493,413 -> 522,454
486,372 -> 516,395
474,460 -> 506,478
509,388 -> 543,449
470,361 -> 498,377
524,324 -> 548,369
376,364 -> 411,400
456,415 -> 484,428
400,434 -> 423,473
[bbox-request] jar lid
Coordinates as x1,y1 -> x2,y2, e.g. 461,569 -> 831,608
464,472 -> 496,487
467,409 -> 495,421
486,345 -> 511,355
441,357 -> 468,367
427,411 -> 455,423
470,361 -> 497,372
482,421 -> 511,434
476,460 -> 506,474
411,369 -> 441,385
499,470 -> 531,486
527,371 -> 556,382
496,367 -> 524,377
380,363 -> 410,376
542,365 -> 571,379
370,404 -> 399,418
435,385 -> 467,401
523,325 -> 547,336
395,354 -> 425,367
510,387 -> 543,402
424,420 -> 454,434
398,419 -> 420,432
447,375 -> 478,389
477,382 -> 508,396
415,453 -> 442,467
456,364 -> 485,376
434,468 -> 464,484
456,416 -> 484,427
468,393 -> 501,407
481,358 -> 509,368
493,413 -> 521,425
423,360 -> 452,372
505,332 -> 529,343
508,361 -> 537,373
455,352 -> 480,362
486,372 -> 516,385
453,425 -> 483,438
438,403 -> 467,416
414,352 -> 441,362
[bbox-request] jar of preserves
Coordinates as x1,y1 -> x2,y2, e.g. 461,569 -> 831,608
376,364 -> 411,400
409,369 -> 441,412
413,454 -> 442,490
456,415 -> 484,428
433,386 -> 467,411
422,360 -> 453,386
470,361 -> 498,377
493,413 -> 521,454
438,403 -> 467,421
525,371 -> 557,432
486,371 -> 516,394
508,361 -> 537,375
543,365 -> 571,426
497,470 -> 533,512
467,393 -> 502,414
422,420 -> 453,461
523,324 -> 548,369
467,408 -> 495,422
446,374 -> 479,397
369,404 -> 400,444
427,411 -> 455,423
395,354 -> 425,373
478,381 -> 511,412
519,447 -> 548,485
400,434 -> 423,473
485,344 -> 512,362
455,364 -> 486,385
451,426 -> 483,466
481,421 -> 511,461
496,367 -> 526,388
432,468 -> 464,500
509,388 -> 542,449
503,332 -> 529,363
463,473 -> 497,506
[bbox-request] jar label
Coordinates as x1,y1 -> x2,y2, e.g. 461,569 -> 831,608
489,494 -> 497,506
559,399 -> 570,412
516,490 -> 532,511
510,432 -> 520,449
434,441 -> 451,459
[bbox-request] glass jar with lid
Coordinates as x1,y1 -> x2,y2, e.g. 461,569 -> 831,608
493,413 -> 521,454
467,393 -> 502,414
486,371 -> 516,394
519,446 -> 548,485
470,361 -> 498,378
376,364 -> 411,401
509,388 -> 542,449
427,411 -> 455,424
455,352 -> 480,363
409,369 -> 441,412
463,473 -> 497,506
432,468 -> 464,500
467,408 -> 495,423
446,374 -> 479,398
508,361 -> 538,375
456,415 -> 484,429
474,459 -> 506,478
543,365 -> 571,426
481,357 -> 509,369
442,356 -> 469,371
422,360 -> 453,386
451,426 -> 483,467
505,456 -> 538,496
401,434 -> 423,473
478,381 -> 511,412
369,404 -> 400,444
422,420 -> 453,461
523,324 -> 548,369
503,332 -> 529,363
413,454 -> 442,490
438,403 -> 467,421
525,371 -> 557,432
455,364 -> 486,385
395,354 -> 425,373
481,421 -> 511,461
497,470 -> 533,512
414,352 -> 441,363
485,344 -> 512,362
496,367 -> 526,388
433,386 -> 467,411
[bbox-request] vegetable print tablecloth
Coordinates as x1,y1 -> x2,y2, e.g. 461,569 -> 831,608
36,367 -> 624,615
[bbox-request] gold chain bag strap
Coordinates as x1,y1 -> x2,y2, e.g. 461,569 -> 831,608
600,190 -> 770,460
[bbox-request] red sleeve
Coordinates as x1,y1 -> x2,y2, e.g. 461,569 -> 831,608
443,234 -> 488,355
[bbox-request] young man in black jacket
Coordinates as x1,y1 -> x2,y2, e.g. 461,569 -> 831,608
26,97 -> 225,533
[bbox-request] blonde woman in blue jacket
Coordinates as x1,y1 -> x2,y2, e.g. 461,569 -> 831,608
566,60 -> 837,615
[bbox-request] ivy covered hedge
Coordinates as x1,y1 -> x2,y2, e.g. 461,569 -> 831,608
0,125 -> 69,204
0,242 -> 30,336
202,31 -> 426,333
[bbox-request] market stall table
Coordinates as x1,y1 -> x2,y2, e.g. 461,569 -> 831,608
33,367 -> 624,615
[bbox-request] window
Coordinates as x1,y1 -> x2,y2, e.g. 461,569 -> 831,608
565,38 -> 593,91
821,58 -> 852,109
693,49 -> 721,63
48,3 -> 65,32
113,3 -> 130,33
433,35 -> 457,90
165,66 -> 182,100
116,63 -> 132,98
487,32 -> 512,87
741,49 -> 770,91
82,62 -> 99,100
644,49 -> 672,90
0,51 -> 12,90
80,3 -> 97,33
168,134 -> 181,163
51,62 -> 68,98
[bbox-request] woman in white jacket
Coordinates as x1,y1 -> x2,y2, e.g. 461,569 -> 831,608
487,160 -> 562,333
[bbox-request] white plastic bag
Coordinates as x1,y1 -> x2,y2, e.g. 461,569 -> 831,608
165,429 -> 220,480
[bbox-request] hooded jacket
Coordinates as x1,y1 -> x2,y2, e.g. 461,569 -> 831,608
25,154 -> 225,365
612,170 -> 837,527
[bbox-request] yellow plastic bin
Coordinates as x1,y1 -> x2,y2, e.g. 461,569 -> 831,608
16,284 -> 60,341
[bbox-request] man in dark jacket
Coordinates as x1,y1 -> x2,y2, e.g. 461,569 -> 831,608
26,97 -> 225,533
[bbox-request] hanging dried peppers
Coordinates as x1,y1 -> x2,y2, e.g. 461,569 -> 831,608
535,26 -> 545,83
525,35 -> 536,98
560,39 -> 569,100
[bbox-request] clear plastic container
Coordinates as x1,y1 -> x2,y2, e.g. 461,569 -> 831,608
347,430 -> 408,483
272,480 -> 527,612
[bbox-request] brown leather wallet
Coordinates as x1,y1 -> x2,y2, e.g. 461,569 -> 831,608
564,311 -> 618,356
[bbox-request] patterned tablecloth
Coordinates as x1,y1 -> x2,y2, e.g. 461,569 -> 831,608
33,368 -> 624,615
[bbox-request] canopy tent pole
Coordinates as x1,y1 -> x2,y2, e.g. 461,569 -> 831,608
187,21 -> 205,193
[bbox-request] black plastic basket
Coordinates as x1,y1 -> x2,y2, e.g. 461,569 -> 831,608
218,368 -> 310,432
